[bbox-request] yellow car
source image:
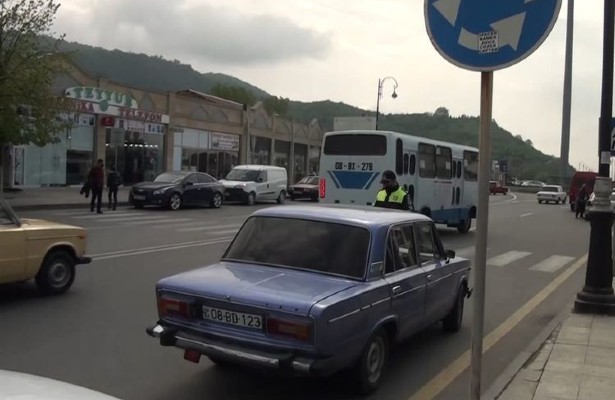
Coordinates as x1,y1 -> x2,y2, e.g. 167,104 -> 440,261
0,199 -> 91,295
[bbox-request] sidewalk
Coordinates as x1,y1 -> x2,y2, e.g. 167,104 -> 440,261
495,312 -> 615,400
2,187 -> 131,211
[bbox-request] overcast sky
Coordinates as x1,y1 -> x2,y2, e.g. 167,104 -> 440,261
55,0 -> 604,172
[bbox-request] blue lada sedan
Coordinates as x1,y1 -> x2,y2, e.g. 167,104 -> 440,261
146,205 -> 472,394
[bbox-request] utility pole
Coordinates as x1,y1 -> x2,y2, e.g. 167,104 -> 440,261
560,0 -> 574,185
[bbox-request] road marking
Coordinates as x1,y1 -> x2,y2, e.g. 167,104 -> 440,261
90,237 -> 234,260
529,255 -> 575,273
487,251 -> 532,267
175,224 -> 242,232
455,246 -> 489,258
206,228 -> 239,236
520,212 -> 533,218
93,216 -> 170,223
117,218 -> 193,226
72,213 -> 147,220
407,253 -> 588,400
506,193 -> 518,202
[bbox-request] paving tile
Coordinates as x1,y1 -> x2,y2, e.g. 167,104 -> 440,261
544,360 -> 583,374
516,367 -> 543,382
557,326 -> 590,346
583,364 -> 615,379
549,343 -> 587,365
534,370 -> 581,400
588,330 -> 615,349
497,379 -> 538,400
533,396 -> 575,400
525,343 -> 555,371
565,313 -> 594,328
578,375 -> 615,400
585,346 -> 615,369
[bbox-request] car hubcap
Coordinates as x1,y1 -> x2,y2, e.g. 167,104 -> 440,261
366,337 -> 384,384
171,196 -> 180,209
49,262 -> 70,288
214,194 -> 221,207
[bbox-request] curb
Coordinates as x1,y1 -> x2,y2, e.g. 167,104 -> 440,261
11,202 -> 131,212
481,299 -> 574,400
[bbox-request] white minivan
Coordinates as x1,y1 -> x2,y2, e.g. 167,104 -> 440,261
220,165 -> 288,205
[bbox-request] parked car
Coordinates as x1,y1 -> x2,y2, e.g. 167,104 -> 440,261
0,199 -> 91,295
537,185 -> 567,204
146,205 -> 471,394
219,165 -> 288,205
130,171 -> 225,211
521,180 -> 545,188
289,175 -> 319,201
489,181 -> 509,195
568,171 -> 598,211
0,369 -> 121,399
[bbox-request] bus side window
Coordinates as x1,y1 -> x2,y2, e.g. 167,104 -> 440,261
396,139 -> 403,175
419,143 -> 436,178
403,153 -> 409,175
456,187 -> 461,204
463,151 -> 478,181
452,160 -> 457,178
457,161 -> 462,179
410,155 -> 416,175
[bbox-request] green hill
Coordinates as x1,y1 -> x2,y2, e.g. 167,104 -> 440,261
59,41 -> 573,182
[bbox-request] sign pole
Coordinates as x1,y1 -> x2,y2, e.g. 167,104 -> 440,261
469,70 -> 493,400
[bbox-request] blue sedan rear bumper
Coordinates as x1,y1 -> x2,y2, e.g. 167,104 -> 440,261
146,323 -> 337,376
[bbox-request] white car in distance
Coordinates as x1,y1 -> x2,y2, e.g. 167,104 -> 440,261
537,185 -> 567,204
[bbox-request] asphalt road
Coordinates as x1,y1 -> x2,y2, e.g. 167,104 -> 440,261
0,192 -> 591,400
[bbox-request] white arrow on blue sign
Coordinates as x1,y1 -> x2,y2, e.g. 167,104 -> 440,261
424,0 -> 562,71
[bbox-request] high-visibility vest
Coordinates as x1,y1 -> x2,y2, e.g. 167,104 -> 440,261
376,187 -> 407,204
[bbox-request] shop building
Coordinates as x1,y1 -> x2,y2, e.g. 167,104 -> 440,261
2,64 -> 324,188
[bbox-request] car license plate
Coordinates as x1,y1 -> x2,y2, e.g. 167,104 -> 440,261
202,306 -> 262,329
133,195 -> 145,200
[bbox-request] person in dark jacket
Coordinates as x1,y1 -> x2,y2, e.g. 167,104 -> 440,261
575,184 -> 588,219
88,159 -> 105,214
374,170 -> 410,210
107,166 -> 121,210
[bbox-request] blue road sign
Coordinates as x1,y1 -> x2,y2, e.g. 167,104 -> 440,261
424,0 -> 562,71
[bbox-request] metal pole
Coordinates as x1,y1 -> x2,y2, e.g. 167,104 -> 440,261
469,71 -> 493,400
574,0 -> 615,315
375,78 -> 382,130
560,0 -> 574,186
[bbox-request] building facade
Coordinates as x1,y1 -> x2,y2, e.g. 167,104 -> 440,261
2,65 -> 324,188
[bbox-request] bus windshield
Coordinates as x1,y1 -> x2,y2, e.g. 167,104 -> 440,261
324,134 -> 387,156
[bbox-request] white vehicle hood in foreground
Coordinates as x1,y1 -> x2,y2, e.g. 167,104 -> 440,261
0,369 -> 121,400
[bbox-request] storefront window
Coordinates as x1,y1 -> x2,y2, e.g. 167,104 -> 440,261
274,140 -> 290,171
106,129 -> 164,184
309,146 -> 321,175
249,136 -> 271,165
294,143 -> 307,182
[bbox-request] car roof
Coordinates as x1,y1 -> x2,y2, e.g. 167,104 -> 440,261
232,164 -> 286,171
251,204 -> 432,228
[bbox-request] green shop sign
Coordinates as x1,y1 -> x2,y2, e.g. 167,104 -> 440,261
64,86 -> 139,111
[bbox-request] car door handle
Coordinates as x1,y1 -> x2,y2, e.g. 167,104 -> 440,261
426,274 -> 433,281
392,286 -> 402,294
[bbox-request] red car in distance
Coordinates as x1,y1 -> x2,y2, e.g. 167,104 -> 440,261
489,181 -> 509,195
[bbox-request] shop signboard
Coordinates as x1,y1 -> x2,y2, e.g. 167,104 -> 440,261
210,132 -> 239,151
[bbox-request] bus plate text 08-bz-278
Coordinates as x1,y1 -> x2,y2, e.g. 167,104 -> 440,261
334,162 -> 373,171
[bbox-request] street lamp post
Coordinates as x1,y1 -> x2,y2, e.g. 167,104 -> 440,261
574,0 -> 615,315
375,77 -> 398,130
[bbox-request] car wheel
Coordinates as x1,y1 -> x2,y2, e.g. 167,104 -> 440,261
443,287 -> 465,333
277,191 -> 286,204
353,329 -> 388,395
538,200 -> 542,204
245,192 -> 256,206
35,250 -> 76,295
570,203 -> 575,211
210,192 -> 223,209
168,193 -> 182,210
457,217 -> 471,234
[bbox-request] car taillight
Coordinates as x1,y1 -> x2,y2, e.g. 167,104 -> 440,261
266,317 -> 312,342
319,178 -> 326,198
158,296 -> 190,317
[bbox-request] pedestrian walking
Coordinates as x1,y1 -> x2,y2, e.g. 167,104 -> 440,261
575,184 -> 588,219
107,166 -> 121,210
88,159 -> 105,214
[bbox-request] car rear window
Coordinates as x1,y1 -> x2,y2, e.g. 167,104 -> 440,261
541,186 -> 558,192
223,216 -> 370,279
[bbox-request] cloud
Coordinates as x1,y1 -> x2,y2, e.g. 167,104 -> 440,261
54,0 -> 331,65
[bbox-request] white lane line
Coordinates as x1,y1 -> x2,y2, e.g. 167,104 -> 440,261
408,253 -> 588,400
90,237 -> 234,260
117,218 -> 194,227
92,216 -> 170,223
72,213 -> 147,220
455,246 -> 489,258
506,193 -> 518,202
529,255 -> 575,273
176,224 -> 241,232
205,229 -> 239,236
487,250 -> 532,267
520,212 -> 533,218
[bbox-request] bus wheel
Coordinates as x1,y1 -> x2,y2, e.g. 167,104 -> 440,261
458,218 -> 472,233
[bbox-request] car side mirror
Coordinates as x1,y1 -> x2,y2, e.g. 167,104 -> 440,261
257,177 -> 264,182
445,249 -> 456,260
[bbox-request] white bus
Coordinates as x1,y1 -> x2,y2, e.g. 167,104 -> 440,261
318,130 -> 479,233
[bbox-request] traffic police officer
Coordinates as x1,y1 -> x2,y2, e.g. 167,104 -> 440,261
374,170 -> 410,210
